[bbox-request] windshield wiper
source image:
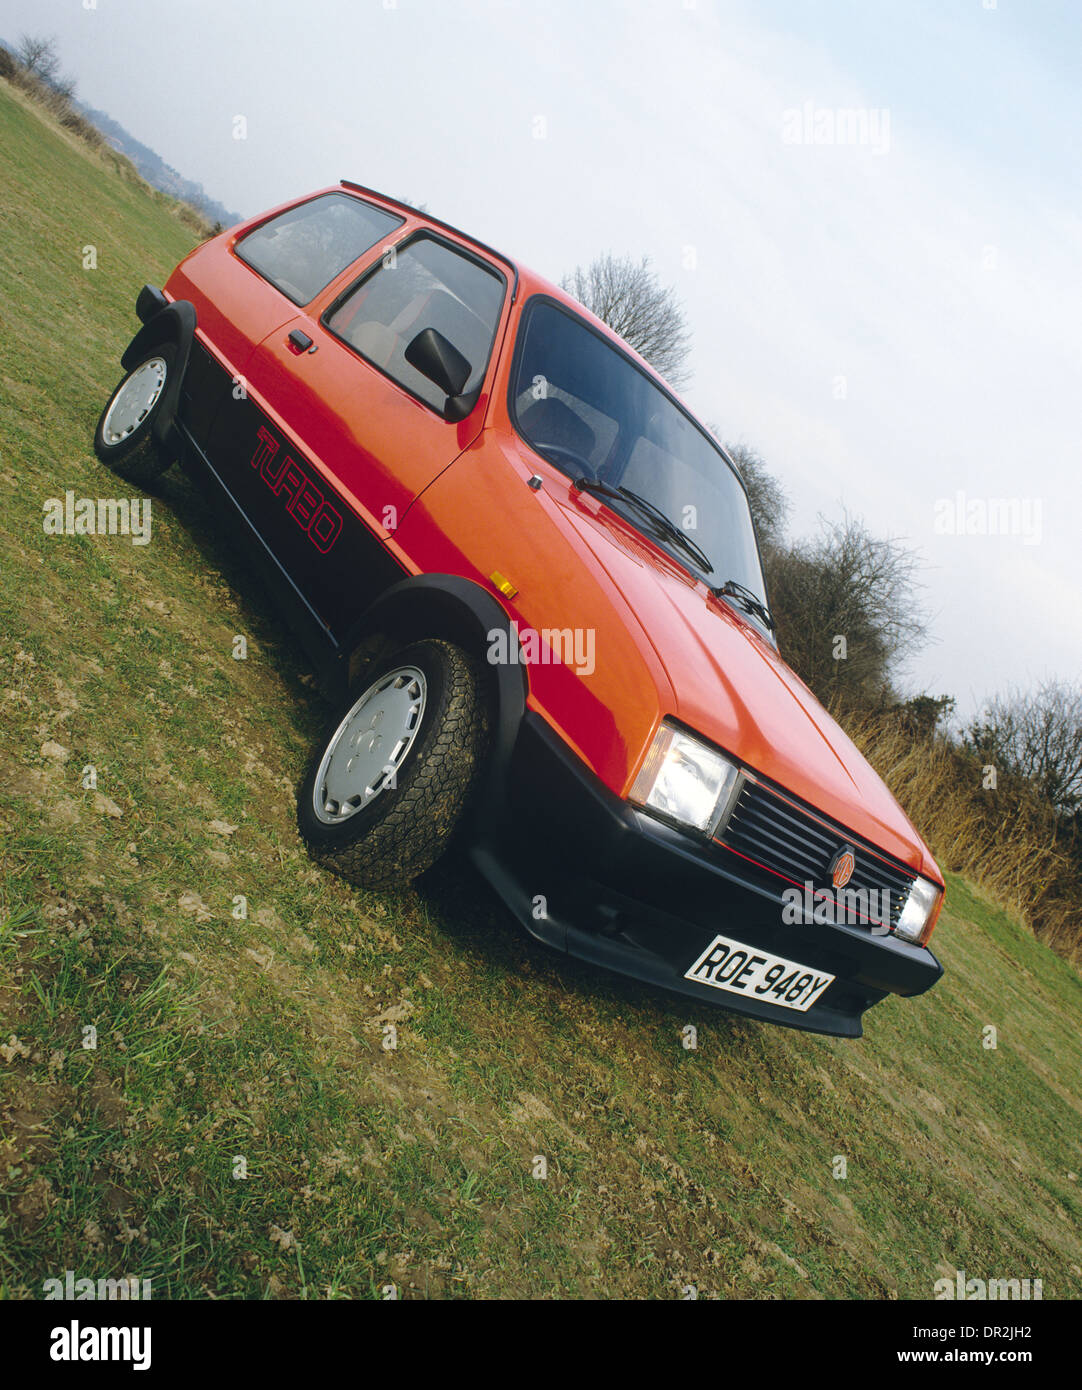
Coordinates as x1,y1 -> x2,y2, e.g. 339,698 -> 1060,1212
713,578 -> 776,632
535,445 -> 771,630
571,473 -> 715,575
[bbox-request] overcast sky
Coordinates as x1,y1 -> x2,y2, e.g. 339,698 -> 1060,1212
5,0 -> 1079,720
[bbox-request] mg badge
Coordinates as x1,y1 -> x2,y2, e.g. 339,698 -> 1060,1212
830,845 -> 856,889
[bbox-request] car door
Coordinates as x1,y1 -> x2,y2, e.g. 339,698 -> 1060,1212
209,230 -> 511,638
173,192 -> 401,442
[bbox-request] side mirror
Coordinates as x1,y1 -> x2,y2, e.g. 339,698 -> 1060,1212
405,327 -> 472,400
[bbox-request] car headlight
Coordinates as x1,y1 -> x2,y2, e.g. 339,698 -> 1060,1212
629,722 -> 741,834
894,875 -> 942,944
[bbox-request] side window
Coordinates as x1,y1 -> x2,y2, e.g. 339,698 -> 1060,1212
324,235 -> 505,411
234,193 -> 403,305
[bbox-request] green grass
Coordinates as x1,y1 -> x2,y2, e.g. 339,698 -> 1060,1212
1,79 -> 1081,1300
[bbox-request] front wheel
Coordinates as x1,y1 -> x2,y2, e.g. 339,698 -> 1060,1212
93,345 -> 176,484
297,639 -> 489,889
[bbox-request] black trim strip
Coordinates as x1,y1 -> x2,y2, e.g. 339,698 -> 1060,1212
176,421 -> 337,642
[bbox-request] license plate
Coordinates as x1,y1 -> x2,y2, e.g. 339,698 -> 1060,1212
685,933 -> 835,1012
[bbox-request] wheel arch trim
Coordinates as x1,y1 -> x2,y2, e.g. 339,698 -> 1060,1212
340,574 -> 529,839
119,294 -> 197,448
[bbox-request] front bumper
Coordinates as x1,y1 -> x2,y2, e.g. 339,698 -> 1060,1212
469,712 -> 943,1037
136,282 -> 168,324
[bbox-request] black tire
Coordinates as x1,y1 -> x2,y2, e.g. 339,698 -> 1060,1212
297,639 -> 489,889
93,344 -> 176,485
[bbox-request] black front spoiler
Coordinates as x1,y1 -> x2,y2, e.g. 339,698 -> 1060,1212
469,712 -> 943,1038
136,283 -> 168,324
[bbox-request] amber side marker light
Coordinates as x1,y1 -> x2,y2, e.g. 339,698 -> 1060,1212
490,571 -> 518,600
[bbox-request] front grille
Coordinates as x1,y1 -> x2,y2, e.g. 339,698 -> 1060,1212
718,776 -> 915,930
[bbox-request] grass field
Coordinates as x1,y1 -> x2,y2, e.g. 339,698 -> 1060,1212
1,79 -> 1081,1300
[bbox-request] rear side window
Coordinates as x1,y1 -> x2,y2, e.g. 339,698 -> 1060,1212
235,193 -> 403,305
324,235 -> 505,411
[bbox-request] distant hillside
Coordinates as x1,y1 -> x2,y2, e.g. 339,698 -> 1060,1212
0,35 -> 241,228
72,98 -> 243,229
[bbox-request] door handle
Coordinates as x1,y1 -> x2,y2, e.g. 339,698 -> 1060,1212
288,329 -> 314,353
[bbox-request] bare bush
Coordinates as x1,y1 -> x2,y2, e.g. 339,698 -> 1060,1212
846,707 -> 1082,961
966,681 -> 1082,818
766,514 -> 927,707
50,72 -> 77,103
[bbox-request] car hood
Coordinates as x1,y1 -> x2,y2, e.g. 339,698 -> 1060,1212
559,497 -> 939,878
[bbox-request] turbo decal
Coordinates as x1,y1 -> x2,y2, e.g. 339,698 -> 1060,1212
249,425 -> 343,554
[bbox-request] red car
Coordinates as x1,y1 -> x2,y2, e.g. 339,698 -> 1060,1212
94,183 -> 945,1036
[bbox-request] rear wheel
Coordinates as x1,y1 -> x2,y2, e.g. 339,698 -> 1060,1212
94,345 -> 176,485
297,639 -> 489,889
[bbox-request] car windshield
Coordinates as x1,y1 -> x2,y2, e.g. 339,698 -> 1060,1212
510,299 -> 771,634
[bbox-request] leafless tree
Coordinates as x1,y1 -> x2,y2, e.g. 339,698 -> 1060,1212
966,681 -> 1082,817
561,253 -> 692,390
16,34 -> 60,85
